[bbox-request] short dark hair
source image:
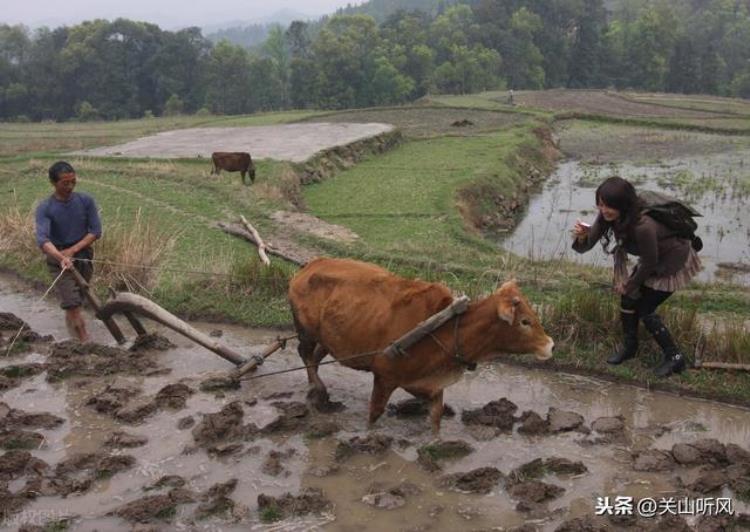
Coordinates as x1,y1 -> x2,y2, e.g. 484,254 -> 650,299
48,161 -> 75,183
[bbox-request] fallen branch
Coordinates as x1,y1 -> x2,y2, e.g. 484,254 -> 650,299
217,222 -> 305,266
239,215 -> 270,266
694,361 -> 750,372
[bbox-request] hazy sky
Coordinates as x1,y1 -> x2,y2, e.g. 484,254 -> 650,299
2,0 -> 361,30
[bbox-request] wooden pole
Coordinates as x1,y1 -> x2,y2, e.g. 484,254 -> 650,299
384,296 -> 470,358
68,267 -> 126,344
234,335 -> 296,378
239,215 -> 271,266
98,292 -> 246,366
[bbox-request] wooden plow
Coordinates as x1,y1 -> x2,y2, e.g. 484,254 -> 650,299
71,270 -> 291,378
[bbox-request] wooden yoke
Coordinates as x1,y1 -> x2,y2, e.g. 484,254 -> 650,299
384,295 -> 470,358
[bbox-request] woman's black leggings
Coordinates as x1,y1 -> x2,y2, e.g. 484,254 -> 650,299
621,286 -> 673,317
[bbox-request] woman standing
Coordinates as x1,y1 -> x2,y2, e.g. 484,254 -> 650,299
572,176 -> 701,377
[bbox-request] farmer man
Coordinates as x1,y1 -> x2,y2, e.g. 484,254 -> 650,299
35,161 -> 102,342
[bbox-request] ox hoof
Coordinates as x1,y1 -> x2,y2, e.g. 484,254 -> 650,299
307,388 -> 345,413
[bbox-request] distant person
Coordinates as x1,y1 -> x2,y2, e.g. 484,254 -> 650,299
571,176 -> 701,377
35,161 -> 102,342
508,89 -> 514,105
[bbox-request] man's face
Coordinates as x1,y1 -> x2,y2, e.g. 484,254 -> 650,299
53,172 -> 76,198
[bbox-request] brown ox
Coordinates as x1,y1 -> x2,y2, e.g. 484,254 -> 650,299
288,257 -> 554,433
211,151 -> 256,184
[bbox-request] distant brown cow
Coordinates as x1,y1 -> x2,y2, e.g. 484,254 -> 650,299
289,257 -> 554,433
211,152 -> 256,184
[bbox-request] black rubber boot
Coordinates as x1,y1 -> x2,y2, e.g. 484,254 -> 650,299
607,311 -> 639,365
642,313 -> 686,377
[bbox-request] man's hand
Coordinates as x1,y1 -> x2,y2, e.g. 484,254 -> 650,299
614,283 -> 627,295
61,247 -> 76,258
59,256 -> 73,270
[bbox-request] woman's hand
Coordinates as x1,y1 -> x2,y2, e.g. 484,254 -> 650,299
572,219 -> 590,241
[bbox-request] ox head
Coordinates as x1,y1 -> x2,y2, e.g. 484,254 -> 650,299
491,280 -> 554,361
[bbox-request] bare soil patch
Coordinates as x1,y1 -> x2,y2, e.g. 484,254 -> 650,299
303,106 -> 524,138
73,123 -> 395,162
270,210 -> 359,243
515,89 -> 724,118
556,120 -> 750,162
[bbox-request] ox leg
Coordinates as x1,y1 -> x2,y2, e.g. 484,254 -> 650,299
428,390 -> 444,435
368,375 -> 397,428
305,344 -> 332,410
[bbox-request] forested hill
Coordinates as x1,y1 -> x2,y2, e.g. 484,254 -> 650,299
3,0 -> 750,122
336,0 -> 462,21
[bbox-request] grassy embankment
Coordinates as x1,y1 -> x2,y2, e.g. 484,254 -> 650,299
1,92 -> 749,404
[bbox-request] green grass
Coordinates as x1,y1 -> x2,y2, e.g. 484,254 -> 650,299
259,506 -> 283,523
304,124 -> 539,260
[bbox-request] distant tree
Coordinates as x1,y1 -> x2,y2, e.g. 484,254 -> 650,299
504,7 -> 545,89
311,15 -> 381,108
370,55 -> 415,103
163,94 -> 184,116
263,26 -> 290,107
667,37 -> 700,93
76,100 -> 99,121
205,40 -> 251,114
567,0 -> 606,88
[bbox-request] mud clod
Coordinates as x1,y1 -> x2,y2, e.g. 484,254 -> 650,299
112,492 -> 183,523
547,407 -> 585,433
262,449 -> 296,477
115,399 -> 159,424
0,450 -> 48,481
517,410 -> 549,435
461,398 -> 518,431
105,431 -> 148,448
440,467 -> 504,494
0,430 -> 44,450
509,457 -> 587,485
335,433 -> 393,461
129,333 -> 175,352
192,402 -> 253,447
591,416 -> 625,434
387,398 -> 455,418
417,440 -> 474,471
257,487 -> 333,521
154,383 -> 194,409
633,449 -> 676,472
86,384 -> 140,414
688,469 -> 728,493
177,416 -> 194,430
52,452 -> 135,495
46,340 -> 161,381
0,402 -> 64,431
508,480 -> 565,507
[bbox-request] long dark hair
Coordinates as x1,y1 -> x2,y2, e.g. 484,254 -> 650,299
595,176 -> 642,254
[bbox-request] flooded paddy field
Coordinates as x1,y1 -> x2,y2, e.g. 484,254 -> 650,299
2,274 -> 750,531
501,122 -> 750,286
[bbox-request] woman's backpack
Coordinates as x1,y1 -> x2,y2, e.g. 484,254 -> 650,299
639,190 -> 703,251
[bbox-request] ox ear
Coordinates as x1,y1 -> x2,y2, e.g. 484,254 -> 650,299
497,295 -> 521,325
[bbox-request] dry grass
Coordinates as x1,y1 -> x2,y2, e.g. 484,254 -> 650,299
0,198 -> 177,295
95,208 -> 180,293
0,199 -> 38,267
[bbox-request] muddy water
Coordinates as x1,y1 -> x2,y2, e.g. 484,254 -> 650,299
501,151 -> 750,285
2,274 -> 750,531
